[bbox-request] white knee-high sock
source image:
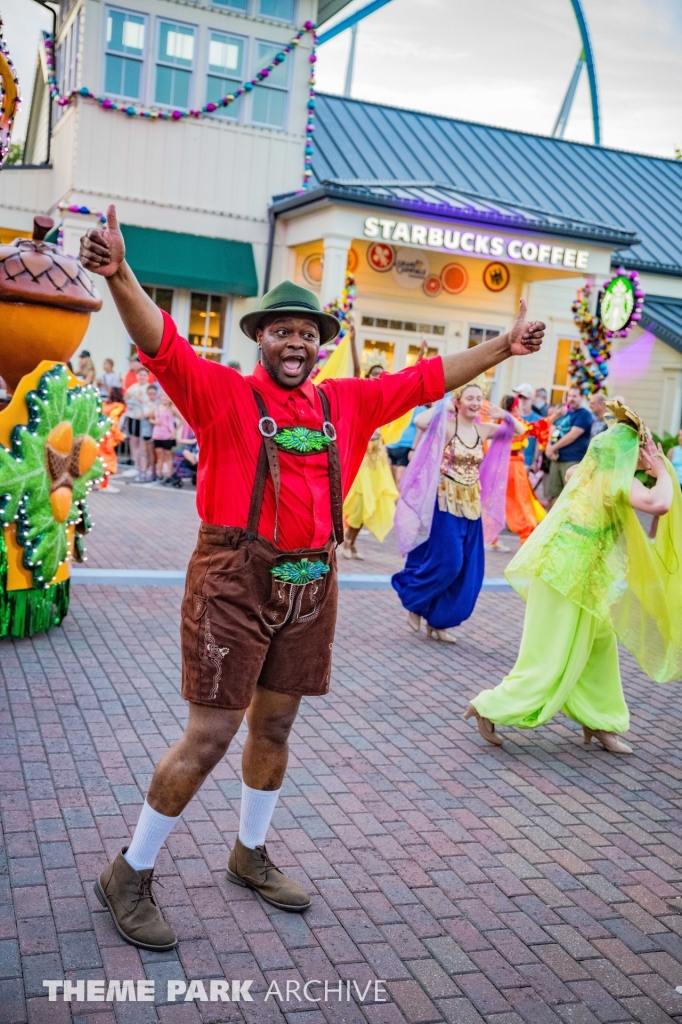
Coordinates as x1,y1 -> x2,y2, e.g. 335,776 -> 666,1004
124,800 -> 180,872
239,783 -> 281,849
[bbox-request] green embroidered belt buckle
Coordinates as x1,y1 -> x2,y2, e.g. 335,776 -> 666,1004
270,558 -> 331,585
275,426 -> 332,454
258,418 -> 336,454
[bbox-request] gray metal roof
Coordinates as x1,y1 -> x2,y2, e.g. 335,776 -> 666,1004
318,1 -> 353,25
311,93 -> 682,276
641,295 -> 682,354
272,179 -> 638,248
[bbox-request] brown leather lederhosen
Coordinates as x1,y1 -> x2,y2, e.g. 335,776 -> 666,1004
180,386 -> 343,709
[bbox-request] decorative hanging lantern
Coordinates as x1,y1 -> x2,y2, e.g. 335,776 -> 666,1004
600,268 -> 645,339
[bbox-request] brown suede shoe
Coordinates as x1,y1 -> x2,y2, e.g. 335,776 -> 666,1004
227,838 -> 311,912
94,848 -> 177,950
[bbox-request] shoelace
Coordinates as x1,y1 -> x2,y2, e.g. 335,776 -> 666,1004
133,873 -> 164,907
254,845 -> 275,874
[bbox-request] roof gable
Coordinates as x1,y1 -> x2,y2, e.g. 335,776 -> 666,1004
312,93 -> 682,275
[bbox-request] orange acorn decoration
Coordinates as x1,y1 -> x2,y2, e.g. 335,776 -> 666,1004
49,486 -> 72,523
44,420 -> 99,524
75,435 -> 98,476
47,421 -> 73,455
0,217 -> 102,393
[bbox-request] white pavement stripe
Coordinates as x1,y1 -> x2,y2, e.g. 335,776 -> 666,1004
70,569 -> 513,590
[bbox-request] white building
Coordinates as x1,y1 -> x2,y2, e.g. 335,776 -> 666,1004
2,0 -> 350,373
2,1 -> 682,435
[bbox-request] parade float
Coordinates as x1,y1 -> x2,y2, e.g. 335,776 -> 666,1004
0,216 -> 107,637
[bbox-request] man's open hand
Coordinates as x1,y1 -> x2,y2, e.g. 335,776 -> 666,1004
509,298 -> 545,356
80,204 -> 125,278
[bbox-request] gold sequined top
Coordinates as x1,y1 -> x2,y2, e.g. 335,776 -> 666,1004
438,429 -> 484,520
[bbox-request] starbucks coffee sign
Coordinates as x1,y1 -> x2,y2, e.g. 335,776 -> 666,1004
363,216 -> 590,270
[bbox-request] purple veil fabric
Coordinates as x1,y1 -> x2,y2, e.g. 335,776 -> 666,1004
393,405 -> 514,556
393,400 -> 448,557
479,412 -> 514,545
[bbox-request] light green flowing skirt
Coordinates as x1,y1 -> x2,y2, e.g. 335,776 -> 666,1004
472,577 -> 629,733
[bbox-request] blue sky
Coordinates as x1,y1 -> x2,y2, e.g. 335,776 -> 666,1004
5,0 -> 681,158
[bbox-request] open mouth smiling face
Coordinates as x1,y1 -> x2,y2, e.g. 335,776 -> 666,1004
257,316 -> 321,389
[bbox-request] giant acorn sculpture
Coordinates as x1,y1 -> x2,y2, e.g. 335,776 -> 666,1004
0,217 -> 107,638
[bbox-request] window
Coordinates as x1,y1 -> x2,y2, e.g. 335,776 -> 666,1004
406,343 -> 439,367
141,286 -> 174,314
56,10 -> 82,119
212,0 -> 248,9
361,340 -> 394,373
155,21 -> 195,108
468,326 -> 500,347
189,293 -> 225,361
135,289 -> 174,356
468,326 -> 501,383
259,0 -> 295,20
552,338 -> 573,404
206,31 -> 244,117
251,41 -> 288,128
361,316 -> 445,336
105,7 -> 145,100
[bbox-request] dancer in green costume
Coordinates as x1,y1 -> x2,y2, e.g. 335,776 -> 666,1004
465,402 -> 682,754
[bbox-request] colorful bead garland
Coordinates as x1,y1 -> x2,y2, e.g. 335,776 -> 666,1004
56,203 -> 106,250
43,22 -> 317,190
312,274 -> 357,373
569,269 -> 645,395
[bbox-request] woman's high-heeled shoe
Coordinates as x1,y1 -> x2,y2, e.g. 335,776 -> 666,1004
407,612 -> 421,633
463,703 -> 503,746
426,625 -> 457,644
583,725 -> 632,755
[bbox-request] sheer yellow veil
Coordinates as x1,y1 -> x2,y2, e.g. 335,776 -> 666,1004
506,422 -> 682,682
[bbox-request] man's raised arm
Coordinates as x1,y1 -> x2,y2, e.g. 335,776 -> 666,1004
80,204 -> 164,358
441,299 -> 545,392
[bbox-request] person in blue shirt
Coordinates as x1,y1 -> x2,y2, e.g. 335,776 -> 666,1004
387,404 -> 429,483
545,385 -> 594,505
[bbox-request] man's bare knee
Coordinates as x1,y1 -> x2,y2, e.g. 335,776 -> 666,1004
183,704 -> 243,772
249,716 -> 291,749
247,691 -> 300,749
191,732 -> 230,773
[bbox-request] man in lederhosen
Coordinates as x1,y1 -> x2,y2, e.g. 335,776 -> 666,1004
80,207 -> 545,950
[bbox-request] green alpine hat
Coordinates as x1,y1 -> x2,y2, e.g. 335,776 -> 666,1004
239,280 -> 341,344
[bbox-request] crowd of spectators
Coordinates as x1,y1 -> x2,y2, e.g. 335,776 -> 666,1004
77,349 -> 201,491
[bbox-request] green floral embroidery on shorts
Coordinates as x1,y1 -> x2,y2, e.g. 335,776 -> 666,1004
274,427 -> 332,454
270,559 -> 331,585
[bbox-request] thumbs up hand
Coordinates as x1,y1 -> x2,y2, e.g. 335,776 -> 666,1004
508,298 -> 546,356
80,204 -> 125,277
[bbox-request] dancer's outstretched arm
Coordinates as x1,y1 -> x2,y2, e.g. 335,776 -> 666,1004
441,299 -> 545,392
631,440 -> 673,516
80,205 -> 164,357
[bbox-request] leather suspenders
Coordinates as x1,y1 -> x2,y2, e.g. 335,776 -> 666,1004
247,386 -> 345,546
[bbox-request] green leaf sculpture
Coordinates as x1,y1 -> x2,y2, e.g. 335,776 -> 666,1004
0,365 -> 109,588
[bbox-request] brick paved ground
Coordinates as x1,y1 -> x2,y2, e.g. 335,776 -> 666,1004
2,569 -> 682,1024
85,483 -> 519,577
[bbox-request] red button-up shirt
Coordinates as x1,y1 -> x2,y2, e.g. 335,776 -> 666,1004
140,312 -> 445,550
